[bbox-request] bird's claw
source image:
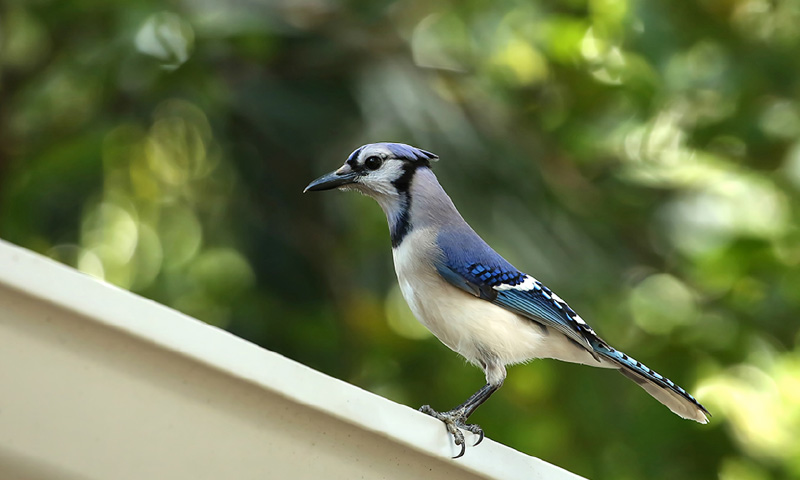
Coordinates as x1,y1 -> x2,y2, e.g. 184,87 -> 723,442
419,405 -> 484,458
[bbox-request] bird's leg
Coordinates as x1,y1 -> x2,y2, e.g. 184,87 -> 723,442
420,382 -> 501,458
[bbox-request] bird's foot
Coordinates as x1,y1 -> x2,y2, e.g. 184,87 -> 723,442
419,405 -> 484,458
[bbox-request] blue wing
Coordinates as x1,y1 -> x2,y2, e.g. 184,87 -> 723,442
436,260 -> 599,355
434,228 -> 600,354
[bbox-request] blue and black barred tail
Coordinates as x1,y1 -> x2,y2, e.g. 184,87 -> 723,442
592,342 -> 710,423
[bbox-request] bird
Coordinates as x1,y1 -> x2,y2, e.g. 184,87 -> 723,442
304,142 -> 710,458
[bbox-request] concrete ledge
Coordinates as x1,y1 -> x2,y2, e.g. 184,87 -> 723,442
0,239 -> 584,480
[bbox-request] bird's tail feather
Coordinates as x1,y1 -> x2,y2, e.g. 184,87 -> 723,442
593,342 -> 710,423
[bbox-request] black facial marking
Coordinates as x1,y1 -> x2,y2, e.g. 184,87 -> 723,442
346,146 -> 365,167
391,162 -> 416,193
390,198 -> 411,248
389,163 -> 423,248
391,162 -> 420,248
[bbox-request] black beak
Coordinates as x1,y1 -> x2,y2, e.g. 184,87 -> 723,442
303,165 -> 358,193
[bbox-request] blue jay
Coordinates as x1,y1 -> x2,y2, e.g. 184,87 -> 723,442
305,143 -> 709,457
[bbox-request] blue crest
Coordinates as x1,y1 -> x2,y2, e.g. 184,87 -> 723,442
347,143 -> 439,166
383,143 -> 439,164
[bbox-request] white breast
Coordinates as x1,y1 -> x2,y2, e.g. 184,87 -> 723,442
392,229 -> 540,367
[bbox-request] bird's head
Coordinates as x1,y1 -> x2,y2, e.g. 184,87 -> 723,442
304,143 -> 438,200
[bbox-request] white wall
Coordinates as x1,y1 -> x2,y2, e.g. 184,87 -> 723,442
0,240 -> 584,480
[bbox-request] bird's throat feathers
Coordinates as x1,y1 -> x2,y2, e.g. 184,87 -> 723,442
385,162 -> 415,248
382,166 -> 460,249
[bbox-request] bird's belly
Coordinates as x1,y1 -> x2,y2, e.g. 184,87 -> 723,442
394,260 -> 548,367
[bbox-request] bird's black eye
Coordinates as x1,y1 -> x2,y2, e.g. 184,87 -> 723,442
364,156 -> 382,170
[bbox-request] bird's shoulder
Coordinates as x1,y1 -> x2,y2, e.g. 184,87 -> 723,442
433,225 -> 518,297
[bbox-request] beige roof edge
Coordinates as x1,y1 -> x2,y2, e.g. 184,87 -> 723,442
0,239 -> 585,480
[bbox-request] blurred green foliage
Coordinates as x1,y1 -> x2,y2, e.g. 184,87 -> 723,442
2,0 -> 800,478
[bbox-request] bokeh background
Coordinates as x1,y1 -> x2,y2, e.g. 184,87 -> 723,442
2,0 -> 800,478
